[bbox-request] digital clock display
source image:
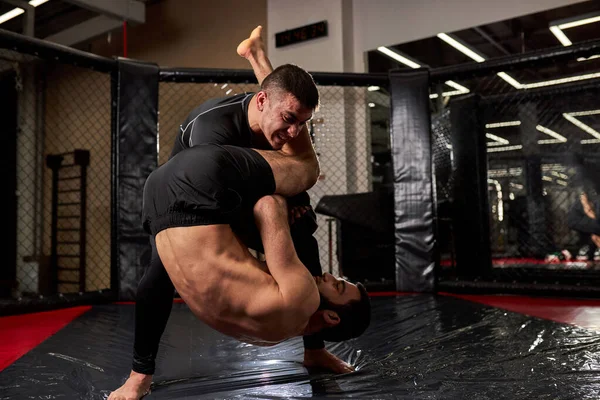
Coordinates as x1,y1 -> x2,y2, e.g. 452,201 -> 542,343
275,21 -> 328,48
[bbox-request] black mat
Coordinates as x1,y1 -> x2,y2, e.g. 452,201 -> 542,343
2,295 -> 600,399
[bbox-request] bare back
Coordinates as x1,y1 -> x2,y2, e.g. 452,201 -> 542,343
154,225 -> 311,344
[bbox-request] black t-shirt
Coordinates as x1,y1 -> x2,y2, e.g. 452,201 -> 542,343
170,92 -> 269,159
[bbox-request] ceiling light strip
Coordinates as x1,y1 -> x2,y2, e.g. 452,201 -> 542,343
487,141 -> 510,147
565,109 -> 600,117
522,72 -> 600,89
485,121 -> 521,128
496,72 -> 523,89
538,139 -> 565,144
536,125 -> 567,142
437,33 -> 486,62
0,8 -> 24,24
549,26 -> 573,47
486,133 -> 509,144
487,144 -> 523,153
376,47 -> 421,69
577,55 -> 600,62
558,14 -> 600,30
563,114 -> 600,140
445,80 -> 470,93
0,0 -> 50,25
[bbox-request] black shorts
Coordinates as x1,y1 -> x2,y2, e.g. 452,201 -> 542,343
142,144 -> 275,236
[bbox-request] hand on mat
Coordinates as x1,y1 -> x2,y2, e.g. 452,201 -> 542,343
303,348 -> 354,374
289,205 -> 311,225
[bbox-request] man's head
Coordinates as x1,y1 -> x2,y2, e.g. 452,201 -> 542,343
304,273 -> 371,342
254,64 -> 320,150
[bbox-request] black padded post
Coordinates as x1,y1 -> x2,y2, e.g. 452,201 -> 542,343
112,58 -> 159,300
449,94 -> 492,277
389,69 -> 435,292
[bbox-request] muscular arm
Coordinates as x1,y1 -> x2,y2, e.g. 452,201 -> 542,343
253,196 -> 320,329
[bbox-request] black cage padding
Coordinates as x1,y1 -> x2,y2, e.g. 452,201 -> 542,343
389,69 -> 435,292
113,58 -> 159,301
449,95 -> 492,277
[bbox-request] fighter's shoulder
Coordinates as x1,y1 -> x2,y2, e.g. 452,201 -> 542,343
190,93 -> 254,120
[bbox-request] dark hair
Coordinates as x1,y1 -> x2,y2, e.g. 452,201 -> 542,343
317,282 -> 371,342
261,64 -> 320,111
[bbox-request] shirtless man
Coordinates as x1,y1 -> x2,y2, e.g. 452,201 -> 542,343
108,142 -> 371,400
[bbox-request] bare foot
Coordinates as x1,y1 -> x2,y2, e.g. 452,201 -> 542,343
237,25 -> 265,60
108,371 -> 152,400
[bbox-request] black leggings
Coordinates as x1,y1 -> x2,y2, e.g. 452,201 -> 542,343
131,194 -> 324,375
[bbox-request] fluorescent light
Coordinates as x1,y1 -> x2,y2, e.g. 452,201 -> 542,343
497,72 -> 523,89
577,55 -> 600,62
0,8 -> 24,24
551,171 -> 569,179
29,0 -> 50,6
549,26 -> 573,47
486,121 -> 521,128
0,0 -> 49,25
538,139 -> 565,144
565,109 -> 600,117
437,33 -> 486,62
445,80 -> 470,93
368,86 -> 380,91
429,80 -> 471,99
486,133 -> 509,144
225,89 -> 232,95
487,144 -> 523,153
377,46 -> 421,69
563,113 -> 600,140
368,102 -> 375,108
536,125 -> 567,142
429,89 -> 468,99
556,179 -> 568,186
558,14 -> 600,30
542,176 -> 553,182
581,139 -> 600,144
522,72 -> 600,89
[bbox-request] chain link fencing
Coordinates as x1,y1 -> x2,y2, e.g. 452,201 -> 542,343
0,47 -> 113,312
430,47 -> 600,289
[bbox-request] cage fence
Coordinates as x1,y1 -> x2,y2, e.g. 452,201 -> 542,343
430,47 -> 600,288
0,46 -> 113,311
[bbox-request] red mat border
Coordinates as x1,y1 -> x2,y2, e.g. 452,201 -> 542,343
0,305 -> 91,371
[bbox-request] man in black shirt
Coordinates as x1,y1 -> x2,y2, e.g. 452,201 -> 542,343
109,26 -> 357,400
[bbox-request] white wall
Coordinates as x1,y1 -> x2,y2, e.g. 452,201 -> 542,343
352,0 -> 589,71
267,0 -> 345,72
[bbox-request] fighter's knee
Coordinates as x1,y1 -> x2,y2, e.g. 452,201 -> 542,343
254,195 -> 288,221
